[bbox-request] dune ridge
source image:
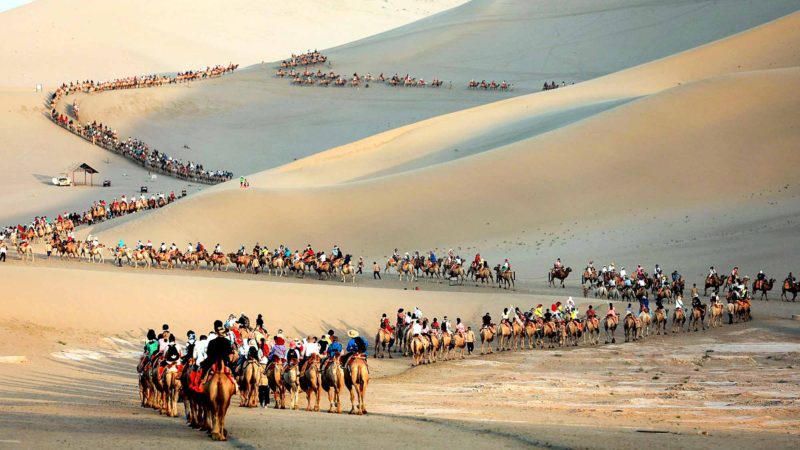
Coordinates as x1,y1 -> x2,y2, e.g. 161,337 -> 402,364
92,11 -> 800,271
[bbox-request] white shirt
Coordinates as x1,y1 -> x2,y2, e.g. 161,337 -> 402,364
194,339 -> 208,364
620,269 -> 627,278
303,342 -> 320,357
412,322 -> 423,335
413,307 -> 422,318
404,315 -> 412,325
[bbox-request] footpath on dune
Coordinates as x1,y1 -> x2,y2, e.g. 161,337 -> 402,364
91,11 -> 800,260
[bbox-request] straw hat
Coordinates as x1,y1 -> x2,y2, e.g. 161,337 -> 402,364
347,329 -> 359,338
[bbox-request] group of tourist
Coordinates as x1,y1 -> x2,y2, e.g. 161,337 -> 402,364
278,51 -> 328,68
467,79 -> 512,90
48,65 -> 238,185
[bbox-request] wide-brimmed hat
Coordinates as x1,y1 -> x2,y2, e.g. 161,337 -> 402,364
347,330 -> 359,338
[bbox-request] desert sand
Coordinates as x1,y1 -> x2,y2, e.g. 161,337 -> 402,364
1,0 -> 800,448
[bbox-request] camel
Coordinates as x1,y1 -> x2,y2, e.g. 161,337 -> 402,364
298,355 -> 322,412
394,322 -> 407,355
565,320 -> 582,346
710,302 -> 724,327
704,274 -> 724,296
656,286 -> 672,304
594,284 -> 608,299
162,362 -> 182,417
410,335 -> 429,366
638,310 -> 652,338
269,256 -> 286,277
511,320 -> 524,351
548,267 -> 572,288
623,314 -> 638,342
384,258 -> 399,274
344,355 -> 369,415
127,249 -> 151,268
603,315 -> 618,344
399,261 -> 416,282
266,361 -> 286,409
341,263 -> 356,283
672,307 -> 686,333
428,333 -> 439,364
689,304 -> 706,332
451,333 -> 467,359
374,328 -> 394,359
87,245 -> 105,263
474,266 -> 494,286
541,320 -> 560,348
497,322 -> 513,351
480,326 -> 494,354
239,360 -> 261,408
753,278 -> 775,301
322,356 -> 346,413
438,332 -> 453,360
583,317 -> 600,345
523,320 -> 539,349
494,266 -> 515,290
424,262 -> 441,282
203,360 -> 236,441
781,279 -> 798,302
653,308 -> 667,335
16,242 -> 34,262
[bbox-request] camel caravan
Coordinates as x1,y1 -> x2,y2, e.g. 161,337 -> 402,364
467,79 -> 512,91
137,315 -> 369,441
382,250 -> 516,289
383,290 -> 752,370
49,64 -> 237,185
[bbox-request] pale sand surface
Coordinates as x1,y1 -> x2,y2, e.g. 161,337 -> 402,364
0,263 -> 798,448
1,1 -> 800,448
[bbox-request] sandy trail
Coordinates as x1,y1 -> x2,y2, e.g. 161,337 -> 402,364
0,264 -> 797,448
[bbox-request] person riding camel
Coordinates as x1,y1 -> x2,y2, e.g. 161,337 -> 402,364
474,253 -> 482,266
606,303 -> 618,319
654,264 -> 663,278
481,312 -> 492,330
300,336 -> 320,373
286,341 -> 300,367
380,314 -> 393,333
587,260 -> 595,273
237,245 -> 246,256
566,296 -> 576,313
331,245 -> 341,261
304,244 -> 315,259
213,243 -> 222,256
442,316 -> 452,335
195,320 -> 235,391
186,242 -> 194,254
635,265 -> 645,280
709,266 -> 717,278
675,295 -> 684,311
691,295 -> 703,312
268,334 -> 287,363
183,331 -> 196,365
502,259 -> 511,272
655,297 -> 665,315
431,318 -> 440,333
158,242 -> 166,254
342,330 -> 368,367
586,305 -> 597,320
455,318 -> 466,337
391,248 -> 400,262
396,308 -> 405,327
730,266 -> 739,283
500,307 -> 512,326
756,270 -> 766,282
553,258 -> 562,270
144,329 -> 159,357
429,251 -> 437,266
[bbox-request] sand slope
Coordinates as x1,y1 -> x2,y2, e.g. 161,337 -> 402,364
92,12 -> 800,278
0,0 -> 467,88
70,0 -> 800,175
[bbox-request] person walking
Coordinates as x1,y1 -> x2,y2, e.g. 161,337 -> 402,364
465,327 -> 475,355
373,261 -> 381,280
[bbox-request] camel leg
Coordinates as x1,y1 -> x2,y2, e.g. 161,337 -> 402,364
348,387 -> 357,414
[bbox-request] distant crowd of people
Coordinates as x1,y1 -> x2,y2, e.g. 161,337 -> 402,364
48,64 -> 238,185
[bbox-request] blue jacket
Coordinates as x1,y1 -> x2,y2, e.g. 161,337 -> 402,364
346,337 -> 368,357
327,341 -> 343,357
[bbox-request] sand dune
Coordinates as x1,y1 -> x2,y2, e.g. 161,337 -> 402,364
0,0 -> 467,88
92,11 -> 800,279
69,0 -> 800,175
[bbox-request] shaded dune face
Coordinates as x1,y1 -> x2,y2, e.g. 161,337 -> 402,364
94,12 -> 800,274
